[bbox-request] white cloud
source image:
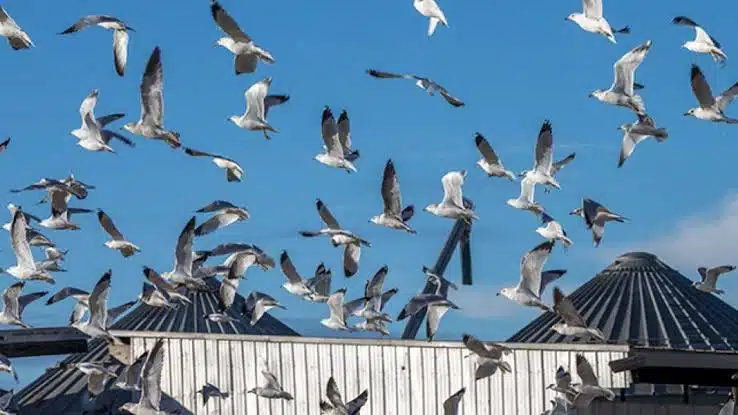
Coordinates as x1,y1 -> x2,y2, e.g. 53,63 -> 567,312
451,285 -> 524,318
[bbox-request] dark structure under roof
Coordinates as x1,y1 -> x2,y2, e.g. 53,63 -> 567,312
508,251 -> 738,351
12,279 -> 299,414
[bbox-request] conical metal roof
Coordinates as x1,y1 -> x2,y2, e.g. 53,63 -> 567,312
508,252 -> 738,351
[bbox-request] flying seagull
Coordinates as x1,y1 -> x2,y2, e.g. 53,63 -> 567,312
442,387 -> 465,415
673,16 -> 727,63
119,338 -> 166,414
59,15 -> 134,77
38,187 -> 93,230
507,177 -> 544,216
370,159 -> 416,234
0,354 -> 17,383
0,138 -> 9,154
229,76 -> 288,139
474,133 -> 515,180
397,271 -> 460,341
542,153 -> 576,193
565,0 -> 630,43
2,210 -> 54,283
320,377 -> 368,415
304,263 -> 333,303
570,198 -> 627,247
123,46 -> 182,149
546,366 -> 577,398
366,69 -> 464,107
11,177 -> 87,200
590,40 -> 651,115
694,265 -> 736,294
71,89 -> 132,151
279,250 -> 314,297
184,147 -> 244,182
0,6 -> 33,50
316,107 -> 358,173
161,217 -> 207,289
138,282 -> 176,310
536,212 -> 572,247
71,269 -> 122,345
46,286 -> 89,307
462,334 -> 512,381
247,369 -> 293,400
244,291 -> 286,326
413,0 -> 448,37
498,241 -> 555,312
98,210 -> 141,258
197,383 -> 229,406
144,267 -> 191,305
194,201 -> 250,237
684,64 -> 738,124
552,287 -> 605,342
321,289 -> 355,332
59,362 -> 118,398
211,0 -> 275,74
520,120 -> 561,190
569,354 -> 616,408
0,282 -> 46,328
333,110 -> 360,161
617,113 -> 668,168
425,170 -> 478,224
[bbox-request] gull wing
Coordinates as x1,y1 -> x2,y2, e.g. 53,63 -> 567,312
555,366 -> 572,389
716,81 -> 738,112
347,389 -> 369,414
342,296 -> 367,316
441,171 -> 465,208
326,377 -> 346,410
89,270 -> 112,330
10,210 -> 35,270
540,270 -> 567,296
381,159 -> 403,215
196,200 -> 237,213
397,294 -> 447,320
364,265 -> 389,298
97,210 -> 125,241
235,53 -> 258,75
195,213 -> 232,237
474,133 -> 502,166
140,47 -> 164,126
463,333 -> 494,358
575,354 -> 599,386
184,147 -> 223,160
673,16 -> 720,48
706,265 -> 736,286
366,69 -> 416,80
113,29 -> 129,77
551,153 -> 576,175
101,130 -> 136,147
541,212 -> 555,225
0,6 -> 32,50
261,370 -> 282,390
519,177 -> 536,204
79,89 -> 98,124
244,77 -> 270,122
690,64 -> 716,108
210,0 -> 251,42
312,270 -> 332,297
144,267 -> 178,293
438,88 -> 465,108
582,0 -> 603,20
344,243 -> 360,278
553,287 -> 587,328
612,41 -> 651,96
59,15 -> 122,34
327,289 -> 348,326
518,241 -> 555,297
174,217 -> 196,277
17,290 -> 46,319
141,339 -> 165,410
582,198 -> 604,229
279,251 -> 303,284
263,94 -> 289,119
443,387 -> 466,415
321,107 -> 344,158
2,282 -> 23,319
0,137 -> 9,153
316,199 -> 341,229
337,110 -> 353,153
534,120 -> 554,175
46,286 -> 88,305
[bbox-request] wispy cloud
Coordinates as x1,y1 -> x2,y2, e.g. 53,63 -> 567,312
451,285 -> 523,318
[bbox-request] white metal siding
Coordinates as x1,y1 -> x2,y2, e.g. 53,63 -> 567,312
128,334 -> 630,415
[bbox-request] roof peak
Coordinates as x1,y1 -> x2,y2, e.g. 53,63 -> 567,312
608,251 -> 669,271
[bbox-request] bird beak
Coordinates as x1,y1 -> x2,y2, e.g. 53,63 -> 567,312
683,112 -> 690,116
496,292 -> 500,296
587,93 -> 594,98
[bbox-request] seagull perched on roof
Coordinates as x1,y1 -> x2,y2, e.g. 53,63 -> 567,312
536,212 -> 572,248
590,40 -> 651,115
366,69 -> 464,107
569,354 -> 615,408
413,0 -> 448,37
184,147 -> 244,183
248,369 -> 293,401
617,113 -> 668,168
123,46 -> 181,149
565,0 -> 629,43
673,16 -> 727,63
59,15 -> 134,77
498,241 -> 555,312
684,64 -> 738,124
370,159 -> 416,234
425,170 -> 478,224
0,6 -> 33,50
321,289 -> 355,332
229,76 -> 288,139
211,0 -> 275,74
119,338 -> 166,414
2,210 -> 54,284
194,200 -> 250,236
320,377 -> 368,415
520,120 -> 562,191
97,210 -> 141,258
0,282 -> 46,329
694,265 -> 736,295
552,287 -> 605,342
443,387 -> 465,415
462,334 -> 512,380
570,198 -> 627,247
474,133 -> 515,181
316,107 -> 358,173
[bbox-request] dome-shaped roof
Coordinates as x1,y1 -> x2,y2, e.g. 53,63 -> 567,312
508,252 -> 738,351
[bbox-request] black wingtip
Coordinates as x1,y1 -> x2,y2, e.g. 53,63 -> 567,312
541,120 -> 553,133
321,107 -> 333,122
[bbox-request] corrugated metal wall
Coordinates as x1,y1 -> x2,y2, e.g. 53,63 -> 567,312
586,401 -> 721,415
123,332 -> 630,415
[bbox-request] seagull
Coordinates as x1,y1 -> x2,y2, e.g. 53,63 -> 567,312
474,133 -> 515,180
71,89 -> 130,148
123,46 -> 182,149
0,282 -> 46,328
319,377 -> 368,415
220,245 -> 274,278
115,350 -> 149,391
304,263 -> 332,303
197,383 -> 229,406
144,266 -> 192,305
506,177 -> 544,216
194,200 -> 250,236
211,0 -> 275,74
244,291 -> 286,326
119,338 -> 166,414
45,247 -> 67,262
138,282 -> 176,310
694,265 -> 736,294
2,210 -> 55,283
546,366 -> 577,398
46,286 -> 89,307
569,198 -> 627,247
316,107 -> 358,173
98,210 -> 141,257
71,270 -> 122,345
684,64 -> 738,124
565,0 -> 629,43
617,113 -> 668,167
520,120 -> 562,190
38,188 -> 93,230
589,40 -> 651,114
0,6 -> 33,50
370,159 -> 416,234
569,354 -> 616,408
462,334 -> 512,380
2,206 -> 41,233
162,217 -> 207,289
35,258 -> 66,273
321,289 -> 355,332
413,0 -> 448,37
551,287 -> 605,342
498,241 -> 555,312
397,271 -> 460,341
59,362 -> 118,398
0,137 -> 8,154
673,16 -> 727,63
229,76 -> 288,139
0,354 -> 17,383
279,250 -> 314,297
442,387 -> 465,415
184,147 -> 244,182
59,15 -> 134,76
424,170 -> 478,224
536,212 -> 573,248
247,370 -> 294,400
217,261 -> 241,312
542,153 -> 576,194
366,69 -> 464,107
10,177 -> 87,200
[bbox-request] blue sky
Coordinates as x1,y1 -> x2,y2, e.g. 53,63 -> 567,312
2,0 -> 738,389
